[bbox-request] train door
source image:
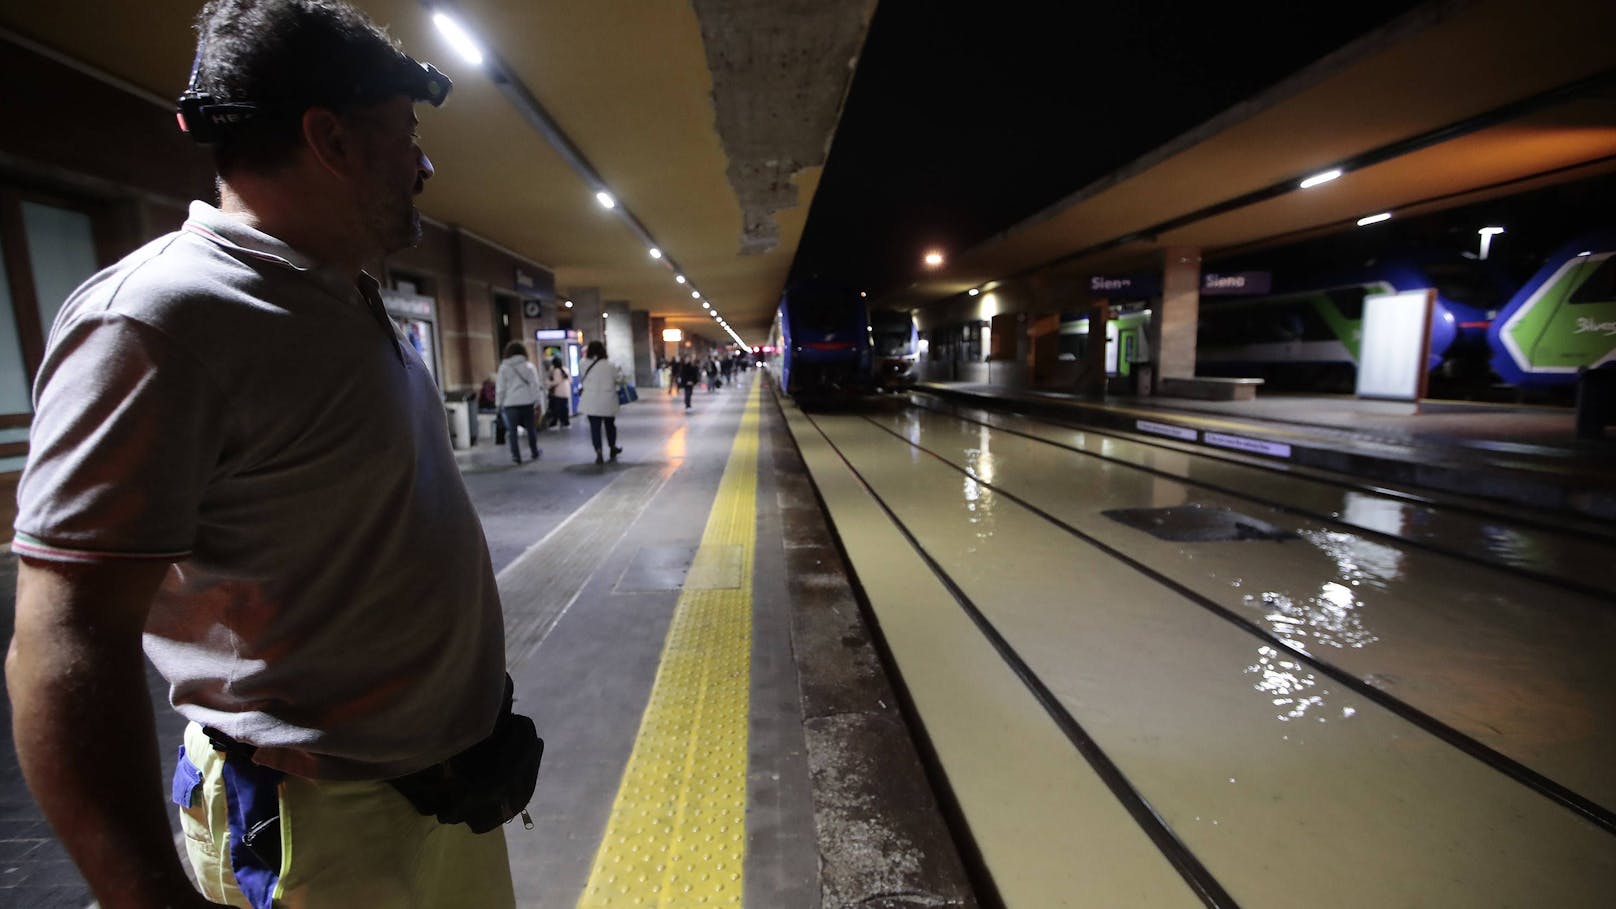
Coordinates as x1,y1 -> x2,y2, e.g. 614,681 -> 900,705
1104,319 -> 1120,375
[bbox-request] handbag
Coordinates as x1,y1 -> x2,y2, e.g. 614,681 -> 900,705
617,386 -> 631,405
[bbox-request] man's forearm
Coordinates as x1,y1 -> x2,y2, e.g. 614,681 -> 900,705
8,559 -> 210,909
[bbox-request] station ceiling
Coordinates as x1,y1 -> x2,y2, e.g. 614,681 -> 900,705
0,0 -> 874,345
4,1 -> 1614,340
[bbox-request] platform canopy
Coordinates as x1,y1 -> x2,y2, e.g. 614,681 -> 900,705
886,0 -> 1616,309
0,0 -> 876,345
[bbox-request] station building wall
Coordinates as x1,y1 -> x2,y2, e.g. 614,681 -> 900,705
0,34 -> 554,531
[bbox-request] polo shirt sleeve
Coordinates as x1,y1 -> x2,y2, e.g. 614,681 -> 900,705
14,312 -> 227,563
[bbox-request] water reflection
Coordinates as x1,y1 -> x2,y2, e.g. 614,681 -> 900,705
1477,522 -> 1546,571
961,432 -> 997,538
1245,644 -> 1350,724
1300,528 -> 1405,593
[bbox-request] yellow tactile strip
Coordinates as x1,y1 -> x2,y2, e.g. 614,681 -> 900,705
578,382 -> 761,908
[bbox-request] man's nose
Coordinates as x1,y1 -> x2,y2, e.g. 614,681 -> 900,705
418,148 -> 435,182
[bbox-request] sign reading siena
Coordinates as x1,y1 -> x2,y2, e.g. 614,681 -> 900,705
1089,271 -> 1270,298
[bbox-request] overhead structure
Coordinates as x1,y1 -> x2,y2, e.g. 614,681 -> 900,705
0,0 -> 877,343
889,0 -> 1616,309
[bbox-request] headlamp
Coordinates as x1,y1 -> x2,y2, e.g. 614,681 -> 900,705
177,48 -> 453,144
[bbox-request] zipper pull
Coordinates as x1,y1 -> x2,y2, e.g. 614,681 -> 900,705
521,809 -> 534,830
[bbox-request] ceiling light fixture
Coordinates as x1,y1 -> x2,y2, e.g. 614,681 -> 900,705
564,300 -> 574,309
701,302 -> 709,309
691,291 -> 700,299
1478,226 -> 1505,260
1356,212 -> 1391,227
595,191 -> 616,209
1299,168 -> 1342,189
923,250 -> 944,267
431,12 -> 485,65
968,288 -> 979,296
675,275 -> 687,284
648,247 -> 662,259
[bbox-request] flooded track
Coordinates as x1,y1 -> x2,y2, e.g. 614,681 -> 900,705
784,394 -> 1616,908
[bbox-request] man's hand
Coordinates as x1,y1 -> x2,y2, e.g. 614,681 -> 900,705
7,557 -> 212,909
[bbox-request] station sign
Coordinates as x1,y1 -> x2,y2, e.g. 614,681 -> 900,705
1202,271 -> 1271,296
1089,273 -> 1159,298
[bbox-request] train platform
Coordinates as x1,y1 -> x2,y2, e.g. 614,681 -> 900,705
5,373 -> 1616,907
0,372 -> 973,909
915,382 -> 1616,521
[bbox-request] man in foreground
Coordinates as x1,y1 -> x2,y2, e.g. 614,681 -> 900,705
7,2 -> 536,906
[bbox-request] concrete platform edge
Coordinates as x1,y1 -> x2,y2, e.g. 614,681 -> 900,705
766,389 -> 979,909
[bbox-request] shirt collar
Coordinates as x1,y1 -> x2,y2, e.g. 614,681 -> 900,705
183,200 -> 373,305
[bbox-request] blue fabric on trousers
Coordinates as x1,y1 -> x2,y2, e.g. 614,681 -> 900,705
219,751 -> 286,909
588,415 -> 617,452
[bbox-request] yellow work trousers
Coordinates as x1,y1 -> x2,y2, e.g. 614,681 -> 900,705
176,722 -> 516,908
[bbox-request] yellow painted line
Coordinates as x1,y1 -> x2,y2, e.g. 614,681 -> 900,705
577,381 -> 761,909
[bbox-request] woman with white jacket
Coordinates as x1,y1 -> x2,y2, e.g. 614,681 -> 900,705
578,340 -> 625,464
495,341 -> 545,464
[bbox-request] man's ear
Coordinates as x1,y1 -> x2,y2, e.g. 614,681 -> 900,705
301,107 -> 358,179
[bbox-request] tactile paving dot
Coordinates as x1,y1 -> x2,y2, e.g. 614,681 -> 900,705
577,389 -> 762,907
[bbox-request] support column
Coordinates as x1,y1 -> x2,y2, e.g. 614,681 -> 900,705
1153,246 -> 1201,382
604,299 -> 633,377
1078,299 -> 1108,399
567,287 -> 604,345
631,309 -> 656,386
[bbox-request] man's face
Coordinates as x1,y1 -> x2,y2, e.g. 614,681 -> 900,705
349,95 -> 434,254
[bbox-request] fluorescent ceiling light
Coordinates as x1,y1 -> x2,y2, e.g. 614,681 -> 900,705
701,302 -> 709,309
432,12 -> 485,66
691,291 -> 701,299
968,288 -> 979,296
564,300 -> 573,308
649,247 -> 662,259
595,191 -> 616,209
1299,168 -> 1342,189
1478,226 -> 1505,236
1356,212 -> 1391,226
675,275 -> 687,284
923,251 -> 944,267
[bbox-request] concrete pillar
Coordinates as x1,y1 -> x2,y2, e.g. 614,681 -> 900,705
631,309 -> 656,387
1154,246 -> 1201,380
988,312 -> 1030,389
1079,300 -> 1108,399
567,287 -> 604,346
604,300 -> 633,379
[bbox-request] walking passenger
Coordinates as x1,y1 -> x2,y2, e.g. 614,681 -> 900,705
579,339 -> 625,464
7,3 -> 539,907
546,355 -> 571,427
495,340 -> 543,464
679,355 -> 699,409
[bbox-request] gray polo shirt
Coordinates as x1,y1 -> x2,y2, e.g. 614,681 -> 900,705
14,201 -> 505,781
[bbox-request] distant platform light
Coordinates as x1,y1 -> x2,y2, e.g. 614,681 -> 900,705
1299,168 -> 1342,189
1478,226 -> 1505,260
602,312 -> 609,319
1356,212 -> 1391,227
923,250 -> 944,267
432,12 -> 485,65
663,328 -> 684,342
968,288 -> 980,296
860,291 -> 867,298
649,247 -> 662,259
564,300 -> 574,309
595,191 -> 616,209
691,291 -> 701,299
675,274 -> 687,284
702,301 -> 710,309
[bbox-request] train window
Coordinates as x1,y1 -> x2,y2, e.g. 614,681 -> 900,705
1568,256 -> 1616,305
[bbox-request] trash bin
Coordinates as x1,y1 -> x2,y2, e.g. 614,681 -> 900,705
444,392 -> 475,450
